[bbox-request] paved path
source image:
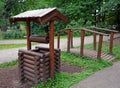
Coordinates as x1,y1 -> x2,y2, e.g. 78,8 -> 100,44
70,61 -> 120,88
0,35 -> 110,64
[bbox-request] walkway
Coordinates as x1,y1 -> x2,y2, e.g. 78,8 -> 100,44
0,35 -> 109,64
71,61 -> 120,88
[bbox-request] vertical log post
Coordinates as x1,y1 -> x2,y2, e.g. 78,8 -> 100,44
49,20 -> 54,79
26,21 -> 31,50
109,32 -> 114,54
67,29 -> 71,52
97,35 -> 103,58
71,30 -> 73,48
57,32 -> 60,49
93,29 -> 97,50
80,29 -> 85,56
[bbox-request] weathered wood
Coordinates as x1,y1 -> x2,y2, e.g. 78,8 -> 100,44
24,59 -> 35,65
23,54 -> 35,61
71,30 -> 73,48
57,32 -> 60,49
109,32 -> 114,54
67,29 -> 71,52
80,29 -> 85,56
66,28 -> 109,36
23,62 -> 35,69
97,35 -> 103,58
26,21 -> 31,50
29,35 -> 49,43
49,20 -> 54,79
93,29 -> 97,50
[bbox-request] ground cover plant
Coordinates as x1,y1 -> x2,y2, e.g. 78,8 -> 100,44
35,52 -> 111,88
0,44 -> 27,50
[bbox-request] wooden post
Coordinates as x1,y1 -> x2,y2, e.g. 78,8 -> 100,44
49,20 -> 54,79
71,30 -> 73,48
67,29 -> 71,52
93,29 -> 96,50
26,21 -> 31,50
109,32 -> 114,54
80,29 -> 85,56
97,35 -> 103,58
57,32 -> 60,49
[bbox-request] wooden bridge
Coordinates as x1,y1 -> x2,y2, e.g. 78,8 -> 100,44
57,27 -> 118,62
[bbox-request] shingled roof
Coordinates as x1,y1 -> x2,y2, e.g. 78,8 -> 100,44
9,7 -> 67,23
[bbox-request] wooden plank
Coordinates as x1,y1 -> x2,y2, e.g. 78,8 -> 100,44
23,54 -> 35,61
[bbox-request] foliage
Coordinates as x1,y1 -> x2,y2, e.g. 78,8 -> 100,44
0,59 -> 18,68
2,29 -> 26,39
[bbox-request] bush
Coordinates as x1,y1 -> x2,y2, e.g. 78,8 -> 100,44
2,29 -> 26,39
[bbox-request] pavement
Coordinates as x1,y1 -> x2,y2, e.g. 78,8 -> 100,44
0,33 -> 120,88
0,35 -> 109,64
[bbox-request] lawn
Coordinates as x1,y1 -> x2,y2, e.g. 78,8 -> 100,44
0,44 -> 27,50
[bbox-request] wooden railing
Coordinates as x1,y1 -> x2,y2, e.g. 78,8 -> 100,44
88,26 -> 118,53
65,28 -> 109,58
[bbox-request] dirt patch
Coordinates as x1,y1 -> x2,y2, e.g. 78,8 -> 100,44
0,62 -> 82,88
61,62 -> 83,74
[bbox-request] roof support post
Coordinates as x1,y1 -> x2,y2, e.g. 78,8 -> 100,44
109,32 -> 114,54
49,20 -> 54,79
97,35 -> 103,59
26,20 -> 31,50
80,29 -> 85,56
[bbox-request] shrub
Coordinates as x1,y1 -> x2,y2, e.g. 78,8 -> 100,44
2,29 -> 26,39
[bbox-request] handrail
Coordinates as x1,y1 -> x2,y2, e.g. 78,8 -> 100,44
88,26 -> 118,33
65,28 -> 109,36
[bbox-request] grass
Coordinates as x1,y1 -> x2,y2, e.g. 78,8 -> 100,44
0,59 -> 18,68
0,44 -> 27,50
0,43 -> 38,50
35,52 -> 111,88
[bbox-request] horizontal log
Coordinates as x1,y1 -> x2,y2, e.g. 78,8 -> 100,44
89,26 -> 118,33
23,66 -> 35,73
24,74 -> 35,82
23,54 -> 35,61
30,35 -> 49,43
24,59 -> 35,65
24,70 -> 35,77
65,28 -> 109,36
23,62 -> 35,69
19,49 -> 43,57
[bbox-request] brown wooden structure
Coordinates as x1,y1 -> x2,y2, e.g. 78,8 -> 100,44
57,27 -> 118,61
9,8 -> 67,83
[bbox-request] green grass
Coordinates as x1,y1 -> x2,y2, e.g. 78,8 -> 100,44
0,43 -> 38,50
35,52 -> 111,88
0,43 -> 27,50
0,59 -> 18,68
84,42 -> 120,60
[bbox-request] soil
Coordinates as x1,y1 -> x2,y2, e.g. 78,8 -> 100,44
0,62 -> 82,88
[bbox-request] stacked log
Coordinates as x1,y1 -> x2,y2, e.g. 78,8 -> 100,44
18,47 -> 60,84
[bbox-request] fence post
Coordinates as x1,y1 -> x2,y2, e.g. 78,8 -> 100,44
80,29 -> 85,56
109,32 -> 114,54
67,29 -> 71,52
93,29 -> 97,50
97,35 -> 103,58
